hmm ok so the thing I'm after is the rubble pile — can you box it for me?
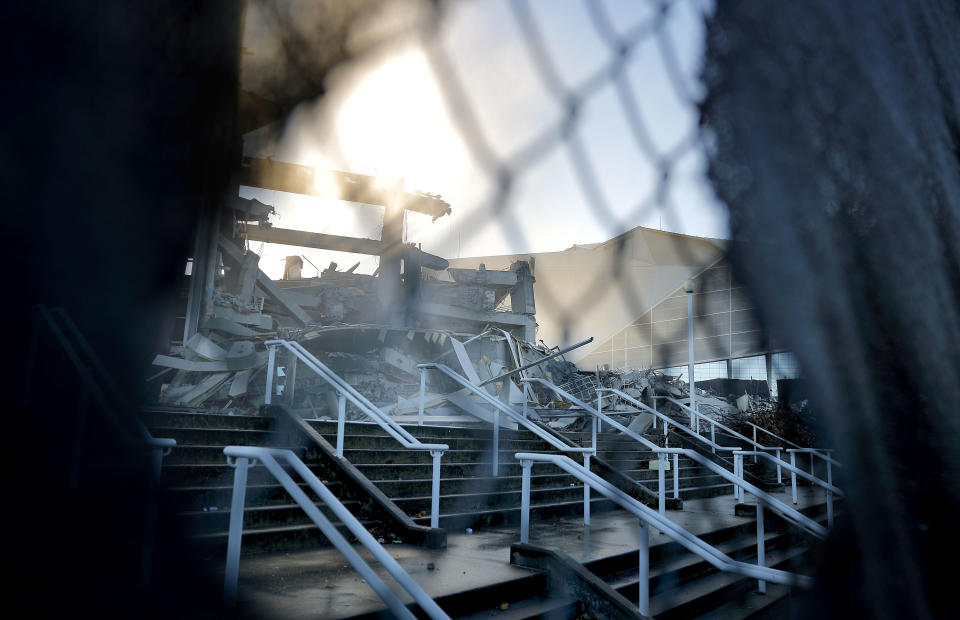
[150,185,552,422]
[547,366,816,447]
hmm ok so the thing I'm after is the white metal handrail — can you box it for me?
[514,452,813,614]
[417,362,597,523]
[524,378,827,538]
[417,362,594,459]
[600,387,732,453]
[664,396,783,456]
[734,450,843,528]
[222,447,449,619]
[785,447,843,492]
[741,419,841,480]
[743,418,803,450]
[265,340,448,528]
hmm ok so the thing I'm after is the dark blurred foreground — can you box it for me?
[2,1,960,618]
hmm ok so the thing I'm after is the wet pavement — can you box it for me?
[234,487,827,618]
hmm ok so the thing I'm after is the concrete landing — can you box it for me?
[234,487,828,618]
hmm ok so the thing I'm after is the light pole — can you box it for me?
[684,279,697,432]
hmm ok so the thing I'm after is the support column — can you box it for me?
[765,352,775,399]
[378,179,404,325]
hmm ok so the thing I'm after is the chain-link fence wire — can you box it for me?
[416,0,713,357]
[245,0,725,372]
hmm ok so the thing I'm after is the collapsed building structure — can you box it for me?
[149,158,576,428]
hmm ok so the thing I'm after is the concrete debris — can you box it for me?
[184,333,227,361]
[736,393,750,412]
[152,184,572,422]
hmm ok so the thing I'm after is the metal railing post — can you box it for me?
[264,346,276,405]
[430,450,443,529]
[775,448,782,484]
[753,426,758,463]
[638,519,650,617]
[757,501,766,594]
[336,393,346,459]
[224,457,251,607]
[492,411,499,477]
[790,451,798,504]
[739,454,746,502]
[710,421,716,454]
[591,414,598,456]
[584,454,591,525]
[673,453,679,499]
[826,461,834,528]
[652,397,657,430]
[418,369,426,426]
[658,452,666,515]
[733,453,741,499]
[664,421,669,447]
[810,452,816,478]
[520,460,532,543]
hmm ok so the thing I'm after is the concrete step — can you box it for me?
[165,480,344,511]
[455,595,577,620]
[672,483,736,500]
[147,426,278,447]
[584,508,829,619]
[371,472,580,497]
[142,410,273,431]
[161,462,327,487]
[308,420,543,442]
[355,461,560,481]
[165,444,275,465]
[694,580,794,619]
[317,433,557,452]
[393,483,594,516]
[339,448,567,466]
[602,527,798,599]
[634,473,731,491]
[416,496,620,531]
[344,571,569,620]
[649,545,808,619]
[176,498,365,535]
[188,518,382,556]
[600,457,697,470]
[615,465,717,483]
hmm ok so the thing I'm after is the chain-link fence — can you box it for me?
[244,0,750,380]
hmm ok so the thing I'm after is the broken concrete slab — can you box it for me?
[450,337,483,385]
[181,372,232,406]
[219,234,311,326]
[229,369,252,396]
[623,412,654,435]
[447,267,517,287]
[152,351,266,372]
[226,341,258,371]
[199,316,258,337]
[184,333,227,361]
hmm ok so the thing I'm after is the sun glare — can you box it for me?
[335,49,467,198]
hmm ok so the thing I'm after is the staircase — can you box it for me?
[306,420,621,531]
[581,503,830,619]
[144,405,830,619]
[559,428,737,501]
[143,408,381,558]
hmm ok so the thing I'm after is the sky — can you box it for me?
[240,0,723,279]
